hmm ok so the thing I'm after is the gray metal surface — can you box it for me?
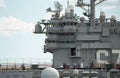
[34,0,120,78]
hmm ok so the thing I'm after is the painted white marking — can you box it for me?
[96,50,109,64]
[112,50,120,64]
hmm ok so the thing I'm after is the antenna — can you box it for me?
[90,0,95,27]
[96,0,106,5]
[54,1,63,11]
[46,1,63,18]
[67,0,69,7]
[90,0,106,26]
[54,1,63,17]
[76,0,106,26]
[76,0,90,18]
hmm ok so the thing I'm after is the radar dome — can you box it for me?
[34,22,42,33]
[69,4,74,10]
[65,8,70,13]
[41,67,60,78]
[111,15,116,20]
[73,69,79,75]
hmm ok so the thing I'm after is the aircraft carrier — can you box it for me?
[0,0,120,78]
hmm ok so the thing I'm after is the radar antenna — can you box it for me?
[76,0,106,26]
[46,1,63,18]
[54,1,63,11]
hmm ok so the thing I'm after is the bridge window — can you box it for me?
[63,22,77,26]
[71,48,76,56]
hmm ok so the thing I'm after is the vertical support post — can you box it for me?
[90,0,95,27]
[109,49,113,68]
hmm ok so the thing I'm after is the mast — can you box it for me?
[76,0,106,26]
[90,0,95,27]
[67,0,69,7]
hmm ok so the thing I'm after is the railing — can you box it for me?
[0,58,52,70]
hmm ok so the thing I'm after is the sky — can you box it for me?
[0,0,120,63]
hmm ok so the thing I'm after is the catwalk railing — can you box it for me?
[0,58,52,70]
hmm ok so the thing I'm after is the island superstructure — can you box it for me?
[34,0,120,77]
[34,0,120,69]
[0,0,119,78]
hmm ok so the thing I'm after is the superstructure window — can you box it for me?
[62,22,77,26]
[48,32,74,35]
[46,39,74,43]
[71,48,76,56]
